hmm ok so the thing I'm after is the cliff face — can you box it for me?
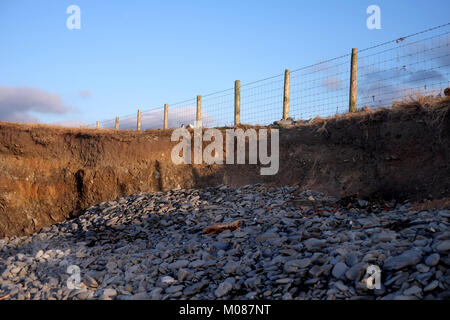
[0,97,449,237]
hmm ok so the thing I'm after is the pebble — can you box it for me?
[177,268,190,282]
[129,292,150,300]
[166,285,184,294]
[335,281,348,292]
[150,288,163,300]
[332,262,348,279]
[435,240,450,253]
[383,250,422,270]
[35,250,44,259]
[102,288,117,299]
[303,238,327,252]
[284,258,311,273]
[416,264,430,273]
[345,262,367,281]
[83,275,98,288]
[275,278,293,284]
[169,260,189,270]
[403,285,422,296]
[423,280,439,292]
[214,282,233,298]
[223,261,239,274]
[425,253,440,267]
[183,280,209,296]
[345,253,359,267]
[161,276,176,285]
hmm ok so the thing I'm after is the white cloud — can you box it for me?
[0,86,70,122]
[79,90,92,98]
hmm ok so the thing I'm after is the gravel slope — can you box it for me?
[1,184,449,300]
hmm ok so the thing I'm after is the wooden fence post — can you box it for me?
[283,69,290,120]
[115,117,119,130]
[196,95,202,128]
[349,48,358,113]
[137,109,141,131]
[234,80,241,126]
[164,104,168,129]
[96,121,100,129]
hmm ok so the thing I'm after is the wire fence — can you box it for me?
[88,23,450,130]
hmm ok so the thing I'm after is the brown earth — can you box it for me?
[0,96,449,238]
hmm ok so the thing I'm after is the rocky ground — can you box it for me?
[0,184,449,300]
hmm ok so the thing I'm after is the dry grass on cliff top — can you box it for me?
[0,94,449,135]
[302,94,449,126]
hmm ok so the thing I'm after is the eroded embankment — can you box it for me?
[0,97,449,237]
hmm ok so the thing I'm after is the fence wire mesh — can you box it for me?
[202,88,235,128]
[168,98,197,128]
[240,75,285,126]
[290,55,351,120]
[358,28,450,109]
[89,23,450,130]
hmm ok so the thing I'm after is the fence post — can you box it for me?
[283,69,290,120]
[115,117,119,130]
[96,121,100,129]
[234,80,241,126]
[196,95,202,128]
[137,109,141,131]
[349,48,358,113]
[164,104,168,129]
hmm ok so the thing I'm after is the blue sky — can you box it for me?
[0,0,449,126]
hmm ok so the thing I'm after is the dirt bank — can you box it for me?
[0,96,449,237]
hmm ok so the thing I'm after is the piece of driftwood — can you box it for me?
[0,293,10,300]
[202,220,241,235]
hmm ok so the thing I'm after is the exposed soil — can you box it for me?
[0,96,449,238]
